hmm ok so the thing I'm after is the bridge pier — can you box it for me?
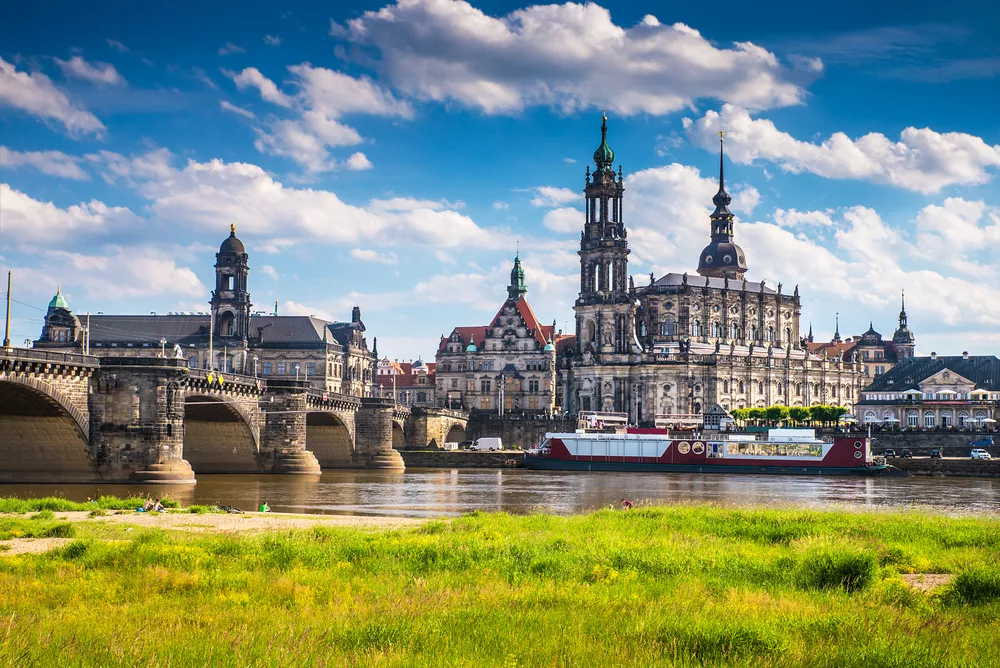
[91,359,196,484]
[355,398,405,469]
[260,380,322,475]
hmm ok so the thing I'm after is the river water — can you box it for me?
[1,469,998,517]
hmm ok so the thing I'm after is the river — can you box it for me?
[1,469,998,517]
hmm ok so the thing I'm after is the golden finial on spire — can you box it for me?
[230,222,236,235]
[57,284,61,294]
[718,130,725,141]
[602,108,607,121]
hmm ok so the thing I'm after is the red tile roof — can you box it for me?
[439,296,555,352]
[806,340,857,358]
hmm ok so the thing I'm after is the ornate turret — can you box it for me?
[211,223,252,341]
[833,313,841,343]
[47,285,69,312]
[697,132,747,280]
[507,253,527,300]
[892,289,915,358]
[593,112,615,174]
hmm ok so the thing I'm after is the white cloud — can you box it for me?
[351,248,398,264]
[344,151,373,171]
[542,207,582,233]
[96,149,508,250]
[231,67,293,107]
[685,104,1000,194]
[492,201,508,210]
[106,39,129,53]
[0,57,105,136]
[530,186,579,207]
[229,65,409,172]
[219,42,246,56]
[220,100,254,118]
[55,56,125,86]
[435,249,456,264]
[345,0,808,115]
[912,198,1000,275]
[258,264,279,280]
[280,300,335,321]
[0,146,89,179]
[773,208,836,228]
[264,35,281,47]
[193,66,218,89]
[0,183,139,243]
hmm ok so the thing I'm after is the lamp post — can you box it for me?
[252,355,258,377]
[159,338,167,359]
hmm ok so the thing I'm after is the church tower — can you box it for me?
[892,290,916,358]
[211,224,252,342]
[697,133,747,280]
[508,253,527,300]
[574,113,633,360]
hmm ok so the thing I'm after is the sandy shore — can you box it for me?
[0,510,424,556]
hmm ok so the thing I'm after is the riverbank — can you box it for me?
[1,503,999,666]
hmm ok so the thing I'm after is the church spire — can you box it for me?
[899,289,907,327]
[833,313,841,343]
[807,322,814,343]
[508,252,527,300]
[697,130,746,280]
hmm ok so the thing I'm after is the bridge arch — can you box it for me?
[392,420,406,449]
[445,423,467,444]
[182,394,260,473]
[0,378,95,482]
[307,411,355,467]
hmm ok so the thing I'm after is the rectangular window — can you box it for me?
[529,379,539,393]
[480,396,491,410]
[263,361,272,375]
[481,379,492,393]
[277,362,287,375]
[307,362,317,377]
[451,379,458,388]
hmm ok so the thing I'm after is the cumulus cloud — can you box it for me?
[264,35,281,47]
[344,0,809,115]
[773,208,836,228]
[93,149,507,250]
[0,57,105,136]
[912,198,1000,275]
[0,183,139,243]
[530,186,579,207]
[229,65,410,171]
[492,201,508,210]
[55,56,125,86]
[220,100,254,118]
[542,207,582,233]
[258,264,279,279]
[685,104,1000,193]
[351,248,398,264]
[0,147,89,179]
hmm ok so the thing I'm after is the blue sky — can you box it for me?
[2,0,1000,360]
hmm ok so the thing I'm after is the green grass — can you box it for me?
[0,495,179,513]
[0,504,999,666]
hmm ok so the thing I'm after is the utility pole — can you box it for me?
[85,312,91,355]
[208,312,214,370]
[3,271,11,351]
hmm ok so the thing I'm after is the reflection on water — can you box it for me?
[1,469,998,518]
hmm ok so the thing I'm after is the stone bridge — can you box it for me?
[0,349,451,483]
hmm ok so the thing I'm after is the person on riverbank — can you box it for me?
[142,498,155,512]
[153,499,165,513]
[620,498,635,510]
[259,502,270,513]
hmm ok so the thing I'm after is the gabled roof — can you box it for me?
[82,314,347,348]
[439,296,554,352]
[805,340,857,358]
[865,355,1000,392]
[439,326,490,352]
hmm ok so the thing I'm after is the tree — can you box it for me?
[730,408,749,424]
[748,407,766,425]
[809,405,829,425]
[788,406,810,425]
[764,405,788,425]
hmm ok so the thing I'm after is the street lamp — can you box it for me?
[252,355,258,377]
[159,338,167,358]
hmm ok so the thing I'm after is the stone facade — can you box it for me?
[34,227,377,398]
[377,358,437,407]
[435,256,562,415]
[562,117,865,422]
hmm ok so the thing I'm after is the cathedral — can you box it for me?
[35,225,377,397]
[561,116,865,423]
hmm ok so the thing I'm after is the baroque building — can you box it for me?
[562,117,865,422]
[35,226,377,397]
[377,357,437,407]
[434,255,562,414]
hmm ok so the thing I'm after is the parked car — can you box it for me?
[472,437,503,451]
[883,449,897,458]
[970,437,995,448]
[971,449,992,460]
[930,449,943,459]
[900,449,913,458]
[458,440,475,450]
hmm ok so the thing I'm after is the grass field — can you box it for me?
[1,503,999,666]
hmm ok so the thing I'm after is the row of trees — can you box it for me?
[729,405,849,427]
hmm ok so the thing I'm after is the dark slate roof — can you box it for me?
[865,355,1000,392]
[650,273,778,295]
[86,314,351,348]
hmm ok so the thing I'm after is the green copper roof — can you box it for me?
[465,338,478,352]
[48,287,69,310]
[543,338,555,352]
[593,114,614,168]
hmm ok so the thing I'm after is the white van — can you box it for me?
[472,437,503,451]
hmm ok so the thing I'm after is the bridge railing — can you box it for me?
[0,347,100,367]
[187,367,263,388]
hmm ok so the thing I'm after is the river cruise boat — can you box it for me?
[524,419,903,476]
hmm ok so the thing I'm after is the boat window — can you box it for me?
[724,441,823,457]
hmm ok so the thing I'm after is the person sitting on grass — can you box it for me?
[141,497,155,512]
[259,502,270,513]
[153,498,165,513]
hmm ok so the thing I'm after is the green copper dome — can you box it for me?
[593,114,614,168]
[465,336,478,353]
[48,286,69,311]
[543,337,555,352]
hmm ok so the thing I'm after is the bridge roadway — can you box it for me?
[0,349,468,484]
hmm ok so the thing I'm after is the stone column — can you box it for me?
[355,397,404,469]
[93,359,196,484]
[260,380,321,474]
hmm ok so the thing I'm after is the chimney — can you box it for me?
[963,351,969,360]
[930,352,937,360]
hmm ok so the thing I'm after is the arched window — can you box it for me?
[188,356,197,369]
[723,380,729,393]
[712,322,721,338]
[691,320,702,336]
[766,327,774,342]
[738,381,745,393]
[661,319,677,336]
[587,320,596,342]
[907,411,918,428]
[757,382,764,394]
[730,323,740,339]
[749,326,758,340]
[777,382,784,395]
[924,412,936,429]
[795,383,801,396]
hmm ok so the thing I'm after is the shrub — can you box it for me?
[61,540,92,560]
[795,545,879,593]
[30,510,55,521]
[43,523,76,539]
[951,568,1000,605]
